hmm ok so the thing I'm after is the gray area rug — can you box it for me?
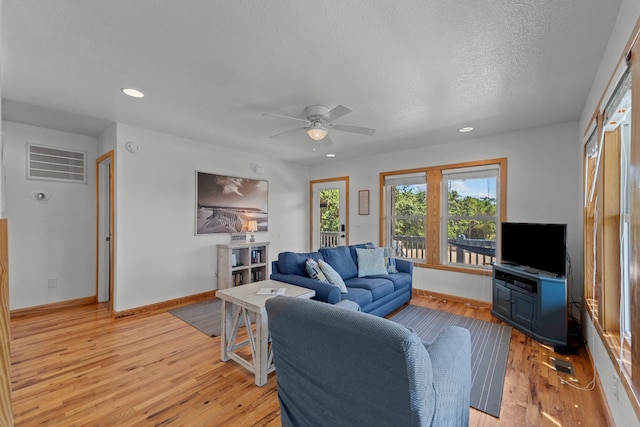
[171,299,511,416]
[169,299,223,337]
[390,305,512,418]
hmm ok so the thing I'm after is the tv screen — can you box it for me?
[500,222,567,277]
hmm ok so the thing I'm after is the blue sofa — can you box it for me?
[270,243,413,317]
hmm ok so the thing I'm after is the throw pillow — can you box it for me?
[278,251,322,276]
[319,246,358,280]
[318,259,348,293]
[356,248,388,277]
[383,247,399,274]
[305,258,329,283]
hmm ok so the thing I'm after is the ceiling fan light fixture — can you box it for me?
[306,123,328,141]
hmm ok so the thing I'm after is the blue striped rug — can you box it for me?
[390,305,512,418]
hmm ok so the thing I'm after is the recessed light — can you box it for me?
[121,88,144,98]
[326,153,336,158]
[459,127,474,133]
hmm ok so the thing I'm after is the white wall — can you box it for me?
[98,123,117,155]
[578,1,640,426]
[580,0,640,133]
[112,124,308,311]
[310,121,582,302]
[3,121,98,309]
[3,120,309,313]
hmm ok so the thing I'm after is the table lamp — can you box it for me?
[247,220,258,242]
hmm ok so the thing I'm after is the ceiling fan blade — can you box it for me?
[332,124,376,136]
[268,127,306,139]
[322,105,352,122]
[312,134,334,148]
[262,112,310,124]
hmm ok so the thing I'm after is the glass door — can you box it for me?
[310,177,348,250]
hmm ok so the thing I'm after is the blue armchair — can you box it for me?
[265,296,471,426]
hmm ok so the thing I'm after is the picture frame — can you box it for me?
[195,171,268,235]
[359,190,370,215]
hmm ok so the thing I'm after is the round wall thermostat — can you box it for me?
[125,141,139,153]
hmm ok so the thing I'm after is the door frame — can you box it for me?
[309,176,349,251]
[96,151,115,310]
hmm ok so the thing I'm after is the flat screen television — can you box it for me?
[500,222,567,277]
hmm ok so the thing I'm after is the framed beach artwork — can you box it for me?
[196,171,268,235]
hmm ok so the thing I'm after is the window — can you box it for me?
[581,24,640,414]
[620,112,632,344]
[319,188,340,248]
[442,165,499,269]
[381,158,506,274]
[584,49,638,403]
[383,172,427,261]
[583,127,599,315]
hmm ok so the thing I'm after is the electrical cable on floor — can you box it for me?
[559,372,596,391]
[416,289,447,302]
[464,302,488,309]
[562,253,587,353]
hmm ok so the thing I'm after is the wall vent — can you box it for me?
[27,143,87,184]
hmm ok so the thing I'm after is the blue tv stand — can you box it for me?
[491,263,567,346]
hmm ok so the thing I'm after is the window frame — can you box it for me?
[581,28,640,416]
[383,172,427,262]
[380,158,507,276]
[441,164,501,271]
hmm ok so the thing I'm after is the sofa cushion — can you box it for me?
[305,258,329,283]
[278,251,323,276]
[356,248,388,277]
[335,299,361,311]
[319,246,358,280]
[341,287,373,308]
[367,272,412,292]
[344,277,395,301]
[383,247,399,274]
[318,259,348,293]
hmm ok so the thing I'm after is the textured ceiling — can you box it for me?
[1,0,622,165]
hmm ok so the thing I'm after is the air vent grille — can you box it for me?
[27,143,87,183]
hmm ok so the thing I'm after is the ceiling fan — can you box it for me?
[263,105,376,147]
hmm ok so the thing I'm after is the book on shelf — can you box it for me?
[233,272,244,286]
[251,270,264,282]
[251,249,263,264]
[256,287,286,296]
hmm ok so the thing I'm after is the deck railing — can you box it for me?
[320,232,340,248]
[319,233,496,267]
[391,235,495,267]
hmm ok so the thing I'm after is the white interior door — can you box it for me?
[97,153,113,305]
[311,178,348,251]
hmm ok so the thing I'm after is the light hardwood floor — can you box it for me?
[10,293,610,426]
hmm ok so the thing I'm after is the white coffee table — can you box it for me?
[216,279,315,386]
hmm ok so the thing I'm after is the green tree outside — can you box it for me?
[320,189,339,232]
[392,185,426,237]
[447,190,496,240]
[321,184,496,241]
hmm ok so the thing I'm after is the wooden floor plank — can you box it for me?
[10,296,611,426]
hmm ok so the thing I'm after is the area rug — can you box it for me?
[390,305,512,418]
[169,299,222,337]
